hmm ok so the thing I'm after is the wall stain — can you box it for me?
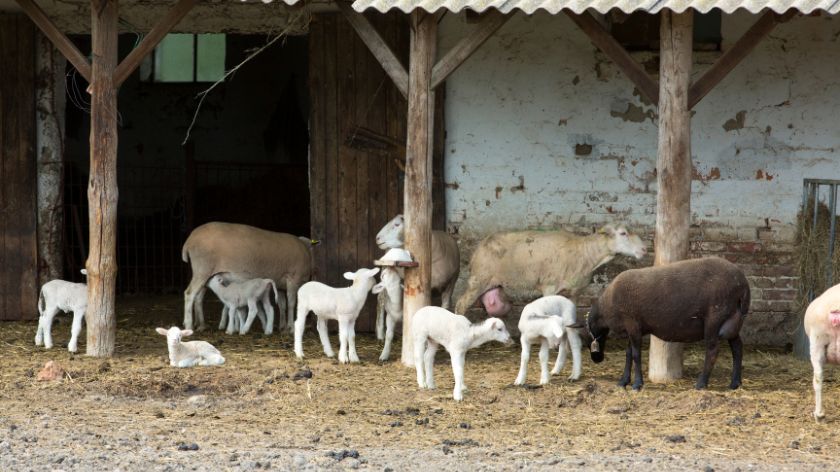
[445,181,460,190]
[692,165,722,183]
[756,169,774,181]
[510,175,525,193]
[610,103,655,124]
[575,143,593,156]
[723,111,747,131]
[495,186,503,199]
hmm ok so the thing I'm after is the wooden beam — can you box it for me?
[688,11,794,109]
[649,10,693,383]
[337,1,409,98]
[86,0,120,357]
[401,10,436,367]
[14,0,92,82]
[430,10,508,89]
[113,0,196,87]
[566,11,659,105]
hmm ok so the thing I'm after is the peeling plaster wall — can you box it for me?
[439,12,840,345]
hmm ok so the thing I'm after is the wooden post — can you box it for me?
[35,35,66,285]
[401,10,436,367]
[649,9,693,383]
[86,0,120,357]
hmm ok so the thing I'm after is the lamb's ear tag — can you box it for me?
[590,339,600,353]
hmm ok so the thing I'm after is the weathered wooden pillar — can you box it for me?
[649,9,693,382]
[86,0,120,357]
[36,35,66,285]
[401,10,437,367]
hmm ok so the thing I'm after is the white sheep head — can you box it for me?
[598,224,647,260]
[375,215,405,249]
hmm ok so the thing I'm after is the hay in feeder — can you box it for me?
[795,200,840,312]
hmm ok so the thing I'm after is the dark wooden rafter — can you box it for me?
[337,1,409,98]
[566,11,659,105]
[430,9,509,89]
[688,10,796,109]
[114,0,196,86]
[14,0,92,82]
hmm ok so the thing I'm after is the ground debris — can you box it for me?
[36,361,65,382]
[665,435,686,444]
[442,439,479,447]
[177,442,199,451]
[326,449,359,461]
[293,367,312,381]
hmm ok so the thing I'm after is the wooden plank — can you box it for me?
[308,15,327,283]
[430,10,508,89]
[354,17,372,331]
[688,11,793,110]
[649,10,693,383]
[323,14,340,288]
[401,11,436,366]
[337,1,408,99]
[17,16,38,320]
[114,0,196,86]
[86,0,120,357]
[337,16,358,288]
[14,0,92,83]
[432,85,446,231]
[566,11,659,105]
[0,17,16,320]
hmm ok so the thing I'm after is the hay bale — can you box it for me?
[795,200,840,313]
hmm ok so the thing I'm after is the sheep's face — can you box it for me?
[156,326,193,345]
[375,215,405,250]
[602,225,647,260]
[343,267,381,290]
[372,268,402,294]
[587,303,609,363]
[486,318,513,345]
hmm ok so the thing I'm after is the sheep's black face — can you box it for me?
[587,303,608,364]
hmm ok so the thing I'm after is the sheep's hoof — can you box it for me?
[631,384,643,391]
[729,381,741,390]
[814,412,825,422]
[567,375,580,383]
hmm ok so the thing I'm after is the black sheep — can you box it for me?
[587,257,750,390]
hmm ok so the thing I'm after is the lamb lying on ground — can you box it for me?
[412,306,512,401]
[35,269,88,353]
[156,326,225,368]
[294,267,380,364]
[514,295,583,386]
[804,282,840,420]
[206,273,279,335]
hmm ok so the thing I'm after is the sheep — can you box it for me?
[155,326,225,368]
[182,222,312,333]
[375,215,460,311]
[412,306,512,401]
[372,267,404,361]
[206,273,279,335]
[294,267,380,364]
[455,224,646,316]
[35,269,88,353]
[804,282,840,421]
[587,257,750,391]
[212,271,270,334]
[514,295,583,386]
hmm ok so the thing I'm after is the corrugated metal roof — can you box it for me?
[350,0,840,14]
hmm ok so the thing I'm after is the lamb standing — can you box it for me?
[514,295,583,386]
[804,282,840,420]
[206,273,279,335]
[294,268,380,364]
[35,269,88,353]
[412,306,512,401]
[156,326,225,367]
[372,267,403,361]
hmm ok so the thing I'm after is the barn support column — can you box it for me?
[649,10,693,383]
[85,0,120,357]
[35,36,66,285]
[401,10,436,367]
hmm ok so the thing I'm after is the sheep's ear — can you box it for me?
[368,268,380,277]
[372,283,384,294]
[490,319,503,329]
[552,320,565,339]
[598,224,616,235]
[181,329,193,337]
[343,272,355,281]
[80,269,88,275]
[155,328,168,336]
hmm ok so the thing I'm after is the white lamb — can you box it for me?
[206,273,279,335]
[412,306,512,401]
[514,295,583,386]
[35,269,88,353]
[155,326,225,367]
[211,271,270,334]
[294,267,380,364]
[372,267,403,361]
[804,282,840,420]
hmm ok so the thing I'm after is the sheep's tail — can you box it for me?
[740,284,751,316]
[37,289,46,317]
[271,280,281,304]
[181,243,190,263]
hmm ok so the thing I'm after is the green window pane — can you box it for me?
[154,34,195,82]
[196,34,226,82]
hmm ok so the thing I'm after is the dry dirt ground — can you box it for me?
[1,296,838,471]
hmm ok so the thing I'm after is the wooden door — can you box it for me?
[309,12,445,332]
[0,14,39,321]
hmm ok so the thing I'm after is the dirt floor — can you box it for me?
[1,295,838,471]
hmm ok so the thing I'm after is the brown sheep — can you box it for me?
[587,257,750,391]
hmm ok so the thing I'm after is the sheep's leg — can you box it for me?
[440,276,457,311]
[315,317,334,358]
[198,354,225,366]
[810,339,827,421]
[177,358,199,368]
[696,338,720,390]
[379,315,396,361]
[219,306,228,331]
[538,338,551,385]
[567,328,583,381]
[375,292,386,341]
[285,282,299,334]
[240,301,260,335]
[225,306,238,335]
[552,338,567,376]
[262,295,275,335]
[193,285,208,331]
[183,276,207,331]
[454,278,488,315]
[68,309,85,353]
[293,302,309,359]
[41,306,60,349]
[728,335,743,389]
[424,341,438,389]
[618,343,632,387]
[414,338,427,389]
[35,313,45,346]
[451,351,466,401]
[514,335,530,386]
[337,318,350,364]
[630,340,644,391]
[275,292,287,331]
[348,319,360,363]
